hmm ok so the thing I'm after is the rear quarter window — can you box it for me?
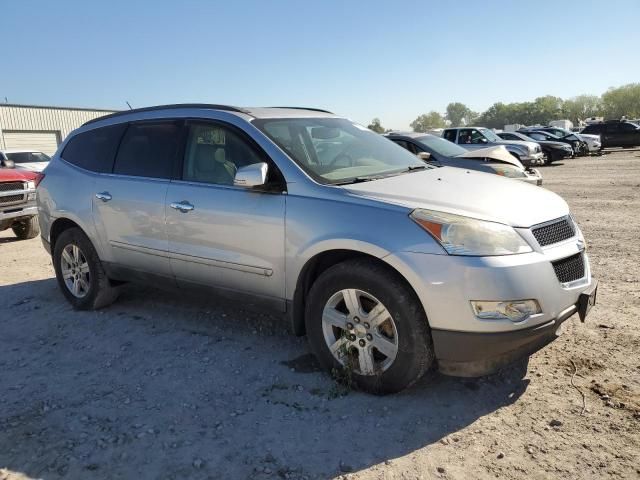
[62,124,127,173]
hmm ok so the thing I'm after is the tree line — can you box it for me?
[368,83,640,133]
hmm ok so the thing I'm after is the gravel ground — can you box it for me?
[1,150,639,480]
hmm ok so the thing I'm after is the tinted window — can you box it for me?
[605,123,620,133]
[113,121,182,179]
[582,124,602,134]
[182,123,265,185]
[443,130,457,142]
[621,122,639,132]
[62,124,127,173]
[416,135,468,157]
[5,152,31,163]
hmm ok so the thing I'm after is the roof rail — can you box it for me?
[82,103,251,126]
[268,106,334,114]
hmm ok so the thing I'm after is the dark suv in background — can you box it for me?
[581,121,640,148]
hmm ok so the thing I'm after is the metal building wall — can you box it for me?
[0,104,117,150]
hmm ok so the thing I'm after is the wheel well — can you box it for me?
[50,218,81,253]
[290,249,416,336]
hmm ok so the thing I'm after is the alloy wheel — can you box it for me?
[60,244,91,298]
[321,288,398,375]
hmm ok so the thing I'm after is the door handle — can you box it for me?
[95,192,112,202]
[170,201,195,213]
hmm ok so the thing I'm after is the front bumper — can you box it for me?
[433,281,596,376]
[385,241,595,374]
[0,204,37,223]
[522,152,545,165]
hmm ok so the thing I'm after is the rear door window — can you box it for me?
[61,124,127,173]
[113,121,183,179]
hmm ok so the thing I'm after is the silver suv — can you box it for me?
[37,104,597,393]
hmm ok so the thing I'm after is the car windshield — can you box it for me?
[6,152,51,163]
[416,135,468,157]
[253,117,427,184]
[479,128,501,142]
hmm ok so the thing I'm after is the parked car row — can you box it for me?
[33,104,597,394]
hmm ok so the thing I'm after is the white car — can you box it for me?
[577,133,602,153]
[0,150,51,172]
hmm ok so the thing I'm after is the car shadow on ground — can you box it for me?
[0,279,530,479]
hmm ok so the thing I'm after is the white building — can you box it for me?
[0,104,116,155]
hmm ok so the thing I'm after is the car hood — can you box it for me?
[0,167,38,181]
[578,133,600,141]
[455,145,523,168]
[495,139,537,151]
[342,167,568,227]
[15,162,48,173]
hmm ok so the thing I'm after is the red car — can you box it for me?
[0,159,40,240]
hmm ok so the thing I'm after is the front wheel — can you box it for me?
[305,259,434,394]
[12,216,40,240]
[53,227,119,310]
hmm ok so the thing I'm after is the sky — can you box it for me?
[2,0,640,130]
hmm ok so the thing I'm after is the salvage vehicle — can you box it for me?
[581,121,640,148]
[37,104,598,393]
[497,131,573,163]
[385,132,542,185]
[0,157,40,239]
[0,150,51,172]
[518,127,590,156]
[442,127,545,166]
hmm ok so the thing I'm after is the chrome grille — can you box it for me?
[0,182,26,206]
[532,217,575,247]
[0,182,24,192]
[552,253,585,284]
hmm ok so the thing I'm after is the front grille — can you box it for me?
[0,194,24,204]
[552,253,585,284]
[0,182,24,192]
[532,217,575,247]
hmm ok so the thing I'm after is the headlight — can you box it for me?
[489,164,527,178]
[27,181,36,190]
[410,209,533,256]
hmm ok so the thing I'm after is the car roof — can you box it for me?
[82,104,336,127]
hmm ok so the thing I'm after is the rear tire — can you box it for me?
[12,216,40,240]
[305,258,434,394]
[53,227,119,310]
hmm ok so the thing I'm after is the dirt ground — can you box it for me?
[1,150,639,480]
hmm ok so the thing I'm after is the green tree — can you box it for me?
[562,95,602,123]
[410,111,445,132]
[446,102,477,127]
[600,83,640,119]
[367,118,385,133]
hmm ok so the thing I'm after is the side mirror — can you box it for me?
[234,162,268,188]
[1,159,15,169]
[417,151,431,161]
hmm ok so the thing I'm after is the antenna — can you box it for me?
[126,101,133,110]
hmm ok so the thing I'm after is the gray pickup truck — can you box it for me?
[443,127,545,166]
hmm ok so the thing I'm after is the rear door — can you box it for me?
[166,120,286,302]
[92,120,184,277]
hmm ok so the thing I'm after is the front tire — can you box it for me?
[305,259,434,394]
[53,227,119,310]
[12,216,40,240]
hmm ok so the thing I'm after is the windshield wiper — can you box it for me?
[406,164,428,171]
[334,175,387,185]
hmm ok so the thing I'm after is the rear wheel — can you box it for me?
[12,216,40,240]
[305,259,434,394]
[53,228,119,310]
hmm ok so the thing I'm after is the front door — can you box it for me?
[166,121,286,303]
[93,120,184,277]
